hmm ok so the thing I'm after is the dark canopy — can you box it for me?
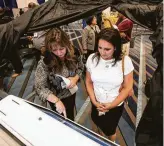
[0,0,162,62]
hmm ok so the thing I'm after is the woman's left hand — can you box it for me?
[101,102,113,111]
[67,77,78,89]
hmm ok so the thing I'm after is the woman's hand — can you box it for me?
[101,102,112,111]
[47,94,67,118]
[55,100,67,118]
[94,101,109,112]
[67,75,79,89]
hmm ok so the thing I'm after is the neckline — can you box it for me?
[100,57,114,63]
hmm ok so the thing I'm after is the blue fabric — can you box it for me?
[37,0,45,4]
[0,1,5,7]
[82,19,87,29]
[10,0,17,8]
[0,0,17,8]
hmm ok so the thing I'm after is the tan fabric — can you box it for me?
[122,42,130,56]
[102,12,118,29]
[82,25,100,51]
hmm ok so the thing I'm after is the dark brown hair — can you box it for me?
[44,27,77,73]
[92,28,122,66]
[86,15,96,25]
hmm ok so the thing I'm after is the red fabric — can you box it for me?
[116,18,133,41]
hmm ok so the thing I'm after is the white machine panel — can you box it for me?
[0,95,100,146]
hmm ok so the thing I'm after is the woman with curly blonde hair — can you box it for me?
[35,28,84,120]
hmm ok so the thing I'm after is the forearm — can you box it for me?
[73,74,80,83]
[47,93,60,103]
[35,86,53,102]
[111,86,132,108]
[48,94,66,117]
[86,81,97,104]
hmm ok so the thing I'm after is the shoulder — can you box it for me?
[125,19,133,25]
[127,19,133,23]
[123,56,134,74]
[86,53,97,65]
[88,53,95,61]
[124,55,132,62]
[84,25,91,31]
[122,55,133,65]
[86,53,96,70]
[83,26,90,34]
[37,57,48,70]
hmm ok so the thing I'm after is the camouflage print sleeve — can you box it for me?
[35,59,53,102]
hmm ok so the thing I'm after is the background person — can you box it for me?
[82,15,100,60]
[115,13,133,55]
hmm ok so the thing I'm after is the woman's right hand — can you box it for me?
[47,94,67,118]
[55,100,67,118]
[94,101,108,112]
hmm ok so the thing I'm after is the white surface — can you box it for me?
[0,95,100,146]
[56,74,78,95]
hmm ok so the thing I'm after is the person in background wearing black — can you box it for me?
[0,6,13,24]
[0,7,23,78]
[19,8,24,15]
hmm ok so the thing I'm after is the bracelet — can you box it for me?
[54,98,60,104]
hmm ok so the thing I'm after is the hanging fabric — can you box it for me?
[0,0,162,62]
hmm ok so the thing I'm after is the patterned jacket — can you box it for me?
[35,49,84,102]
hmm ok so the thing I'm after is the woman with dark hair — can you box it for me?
[35,28,84,120]
[82,15,100,60]
[85,28,134,141]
